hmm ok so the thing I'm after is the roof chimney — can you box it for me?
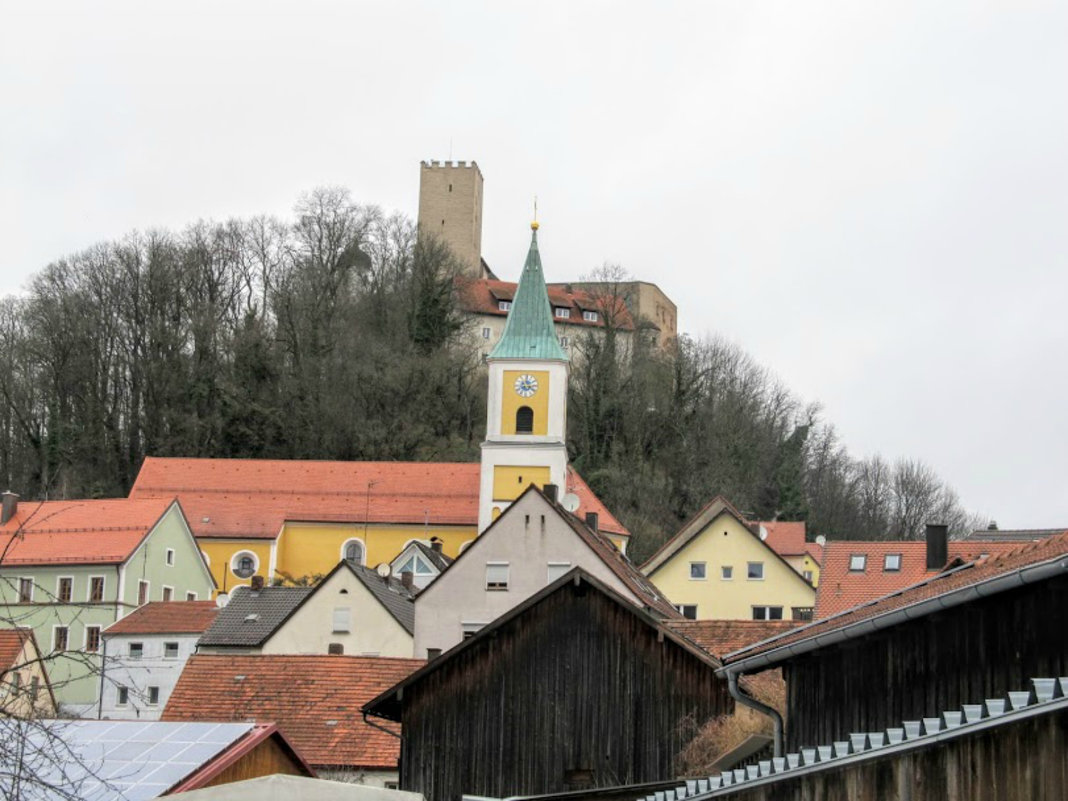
[925,523,949,571]
[585,512,599,532]
[400,570,414,591]
[430,537,443,553]
[543,484,558,504]
[1,491,17,525]
[250,575,265,592]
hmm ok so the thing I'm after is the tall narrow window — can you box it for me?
[515,406,534,434]
[53,627,68,652]
[137,580,149,606]
[343,540,365,565]
[85,626,101,653]
[57,578,73,603]
[89,576,105,602]
[161,586,173,602]
[18,578,33,603]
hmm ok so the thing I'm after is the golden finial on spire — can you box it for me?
[531,196,539,231]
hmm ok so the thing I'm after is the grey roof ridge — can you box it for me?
[346,561,416,634]
[638,678,1068,800]
[198,585,313,646]
[720,549,1068,675]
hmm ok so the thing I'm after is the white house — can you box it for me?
[412,485,679,658]
[99,601,219,720]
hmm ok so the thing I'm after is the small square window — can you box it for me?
[332,607,351,633]
[482,327,491,339]
[186,591,198,601]
[129,642,144,660]
[747,562,764,580]
[147,686,160,705]
[117,686,129,706]
[676,604,698,619]
[721,565,733,580]
[498,301,512,312]
[883,554,902,572]
[164,642,179,659]
[849,554,867,572]
[462,622,485,640]
[165,548,175,566]
[803,570,814,582]
[689,562,707,580]
[486,563,509,591]
[162,586,173,602]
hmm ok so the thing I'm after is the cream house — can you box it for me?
[0,628,57,718]
[642,497,816,621]
[413,485,677,659]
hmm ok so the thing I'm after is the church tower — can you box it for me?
[478,221,570,532]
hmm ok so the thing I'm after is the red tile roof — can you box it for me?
[130,457,628,539]
[457,278,635,330]
[104,601,219,636]
[163,654,424,769]
[727,530,1068,666]
[814,539,1025,618]
[666,620,802,658]
[0,498,175,565]
[755,520,823,563]
[0,628,33,672]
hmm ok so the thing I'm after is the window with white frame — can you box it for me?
[721,565,733,580]
[498,301,512,312]
[332,607,351,633]
[747,562,765,580]
[165,548,175,566]
[752,606,784,621]
[547,562,572,583]
[883,553,902,572]
[89,576,105,602]
[676,604,698,620]
[186,591,198,601]
[53,626,68,652]
[461,622,485,640]
[164,642,179,659]
[849,554,867,572]
[482,327,491,339]
[117,686,129,706]
[18,578,33,603]
[85,626,101,654]
[57,577,73,603]
[803,570,814,582]
[486,562,509,590]
[147,686,160,705]
[137,580,150,605]
[162,586,173,602]
[128,642,144,660]
[559,336,569,348]
[555,307,571,319]
[341,539,365,566]
[583,310,598,322]
[689,562,707,580]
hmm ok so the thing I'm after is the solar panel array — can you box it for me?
[2,719,255,800]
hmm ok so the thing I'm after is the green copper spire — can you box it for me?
[489,226,569,362]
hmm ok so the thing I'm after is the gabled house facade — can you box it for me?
[413,485,677,659]
[0,628,57,718]
[366,569,732,801]
[642,497,816,621]
[0,497,215,713]
[99,601,219,720]
[390,538,452,591]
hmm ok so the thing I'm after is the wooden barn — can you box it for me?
[363,569,733,801]
[719,528,1068,750]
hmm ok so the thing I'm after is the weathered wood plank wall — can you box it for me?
[784,574,1068,749]
[400,582,732,801]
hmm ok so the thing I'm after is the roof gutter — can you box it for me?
[728,672,783,758]
[718,555,1068,678]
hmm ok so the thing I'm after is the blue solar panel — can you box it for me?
[2,719,256,800]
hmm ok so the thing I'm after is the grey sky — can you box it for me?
[2,1,1066,528]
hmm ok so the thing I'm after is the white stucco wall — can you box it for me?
[262,566,414,657]
[98,632,199,720]
[414,491,641,657]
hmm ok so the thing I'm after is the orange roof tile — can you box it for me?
[666,620,802,658]
[0,628,33,672]
[104,601,219,636]
[814,539,1025,618]
[756,521,808,556]
[129,457,628,539]
[0,498,175,565]
[727,530,1068,666]
[163,654,423,769]
[457,278,636,330]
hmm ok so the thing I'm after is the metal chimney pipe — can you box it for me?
[1,491,18,525]
[926,523,949,570]
[543,484,558,504]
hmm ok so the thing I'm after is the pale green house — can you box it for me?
[0,494,215,714]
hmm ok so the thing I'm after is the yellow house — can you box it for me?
[642,497,816,621]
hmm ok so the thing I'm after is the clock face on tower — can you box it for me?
[514,374,539,398]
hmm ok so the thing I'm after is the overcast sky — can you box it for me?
[2,1,1066,528]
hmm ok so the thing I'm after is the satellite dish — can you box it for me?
[759,525,768,541]
[215,592,230,608]
[375,563,392,578]
[561,493,580,513]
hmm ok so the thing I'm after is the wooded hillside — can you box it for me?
[0,188,984,561]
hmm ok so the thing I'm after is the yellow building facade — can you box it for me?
[643,498,816,621]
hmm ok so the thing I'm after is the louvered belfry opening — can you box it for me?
[515,406,534,434]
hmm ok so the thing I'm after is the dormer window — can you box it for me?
[883,553,902,572]
[555,307,570,319]
[583,310,598,322]
[849,554,867,572]
[498,301,512,312]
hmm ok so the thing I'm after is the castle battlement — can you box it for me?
[421,159,481,172]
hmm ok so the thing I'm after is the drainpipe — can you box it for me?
[727,670,783,758]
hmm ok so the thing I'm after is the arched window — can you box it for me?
[515,406,534,434]
[342,539,365,565]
